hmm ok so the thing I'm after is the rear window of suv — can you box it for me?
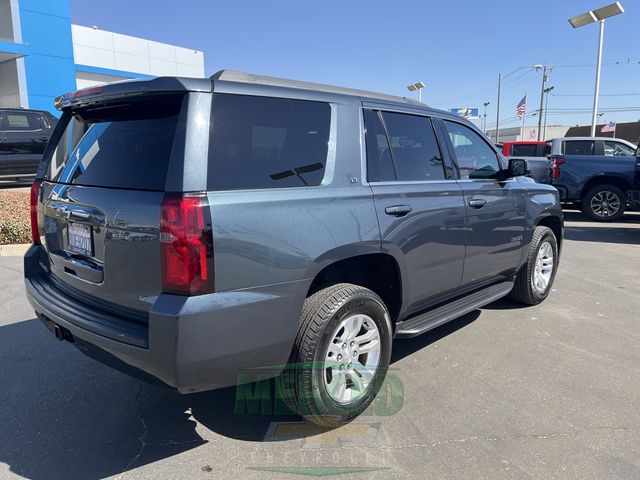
[45,94,185,191]
[208,94,331,190]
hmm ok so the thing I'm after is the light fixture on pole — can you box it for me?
[569,1,624,136]
[542,86,554,140]
[407,82,425,102]
[495,64,543,143]
[482,101,490,132]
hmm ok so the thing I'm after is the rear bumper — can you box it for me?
[24,246,305,393]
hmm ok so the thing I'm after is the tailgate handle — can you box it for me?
[50,252,104,284]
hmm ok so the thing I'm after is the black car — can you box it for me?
[0,108,58,180]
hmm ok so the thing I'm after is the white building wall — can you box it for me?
[71,24,205,87]
[487,125,571,143]
[0,59,20,107]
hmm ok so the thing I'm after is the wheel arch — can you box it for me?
[580,174,631,200]
[306,252,404,325]
[536,215,563,256]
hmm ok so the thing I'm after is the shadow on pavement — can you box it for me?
[391,310,481,363]
[0,304,482,479]
[564,225,640,245]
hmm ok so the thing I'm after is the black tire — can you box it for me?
[279,283,392,427]
[581,184,626,222]
[509,226,559,305]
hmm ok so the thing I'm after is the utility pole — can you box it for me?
[543,86,554,141]
[537,65,552,141]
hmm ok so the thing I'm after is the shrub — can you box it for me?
[0,191,31,245]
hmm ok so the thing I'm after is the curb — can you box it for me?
[0,244,30,257]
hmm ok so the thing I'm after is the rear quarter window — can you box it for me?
[207,94,331,190]
[563,140,595,156]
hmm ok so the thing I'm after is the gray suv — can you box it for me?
[25,71,563,426]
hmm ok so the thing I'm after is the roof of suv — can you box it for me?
[211,70,425,107]
[554,137,638,149]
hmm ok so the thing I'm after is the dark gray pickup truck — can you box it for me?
[549,137,640,221]
[25,71,563,426]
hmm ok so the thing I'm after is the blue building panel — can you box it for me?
[19,0,76,113]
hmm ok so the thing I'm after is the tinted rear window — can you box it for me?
[45,95,184,191]
[564,140,595,156]
[208,94,331,190]
[511,144,539,157]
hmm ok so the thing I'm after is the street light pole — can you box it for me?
[569,2,624,136]
[495,75,501,142]
[591,20,605,136]
[406,82,425,102]
[483,101,490,132]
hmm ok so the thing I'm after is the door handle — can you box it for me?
[385,205,413,217]
[468,199,487,209]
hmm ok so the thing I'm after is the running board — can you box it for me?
[395,281,514,339]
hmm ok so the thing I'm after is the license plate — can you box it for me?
[67,222,93,257]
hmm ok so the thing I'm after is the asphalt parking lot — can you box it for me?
[0,211,639,480]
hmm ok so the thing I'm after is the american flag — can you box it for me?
[601,122,616,133]
[516,95,527,118]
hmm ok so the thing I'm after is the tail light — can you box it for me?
[551,156,565,179]
[30,180,42,245]
[160,193,214,295]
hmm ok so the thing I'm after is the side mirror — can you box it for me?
[508,158,530,177]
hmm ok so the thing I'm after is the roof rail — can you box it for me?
[211,70,425,106]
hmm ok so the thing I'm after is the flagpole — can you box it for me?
[521,92,527,140]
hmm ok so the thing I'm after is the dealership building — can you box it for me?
[0,0,205,114]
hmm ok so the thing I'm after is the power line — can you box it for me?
[552,93,640,97]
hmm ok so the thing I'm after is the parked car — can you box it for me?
[0,108,57,180]
[548,137,640,221]
[24,71,564,426]
[502,141,551,184]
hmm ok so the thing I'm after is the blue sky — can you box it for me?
[70,0,639,130]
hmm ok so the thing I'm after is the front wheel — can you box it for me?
[279,283,392,427]
[509,226,559,305]
[581,184,626,222]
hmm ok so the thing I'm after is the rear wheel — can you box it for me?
[509,226,558,305]
[581,184,626,222]
[279,283,392,427]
